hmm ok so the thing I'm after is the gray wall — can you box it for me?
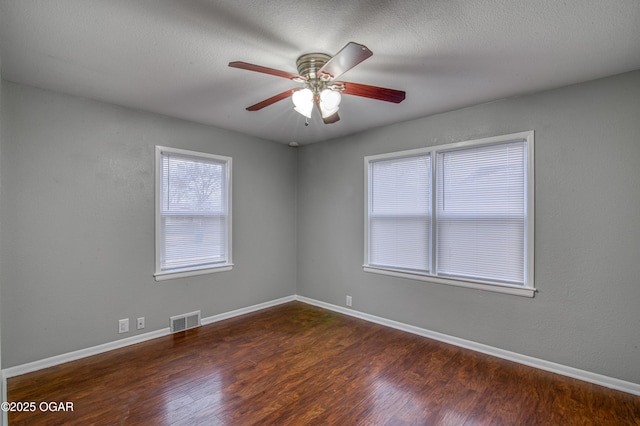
[296,70,640,384]
[0,81,297,368]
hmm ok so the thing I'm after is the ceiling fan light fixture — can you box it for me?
[229,42,405,125]
[292,88,314,118]
[292,88,313,106]
[320,89,341,110]
[320,88,341,118]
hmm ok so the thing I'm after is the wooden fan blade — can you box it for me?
[318,42,373,80]
[229,61,305,81]
[340,81,406,103]
[246,88,300,111]
[313,96,341,124]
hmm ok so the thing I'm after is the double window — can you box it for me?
[155,146,232,280]
[364,132,534,297]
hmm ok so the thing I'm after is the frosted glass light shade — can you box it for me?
[292,88,313,118]
[320,89,341,109]
[320,89,341,118]
[292,88,313,106]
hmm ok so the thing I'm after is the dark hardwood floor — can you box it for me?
[7,302,640,425]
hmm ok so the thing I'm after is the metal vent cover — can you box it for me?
[170,311,201,333]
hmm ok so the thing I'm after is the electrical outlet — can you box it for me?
[346,295,352,307]
[137,317,145,330]
[118,318,129,334]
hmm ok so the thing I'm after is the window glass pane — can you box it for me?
[162,155,226,213]
[370,216,430,271]
[437,217,524,283]
[162,216,227,270]
[371,156,431,215]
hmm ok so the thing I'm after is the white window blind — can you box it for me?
[155,147,231,279]
[364,132,534,295]
[368,154,431,273]
[436,141,526,285]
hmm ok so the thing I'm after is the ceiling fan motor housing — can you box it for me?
[296,53,334,95]
[296,53,331,79]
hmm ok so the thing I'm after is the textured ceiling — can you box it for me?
[1,0,639,145]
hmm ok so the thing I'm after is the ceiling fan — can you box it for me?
[228,42,406,124]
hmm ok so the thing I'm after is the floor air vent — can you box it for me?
[170,311,201,333]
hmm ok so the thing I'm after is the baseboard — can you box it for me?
[200,295,296,326]
[2,295,296,380]
[295,295,640,396]
[2,328,171,380]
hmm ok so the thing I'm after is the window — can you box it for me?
[155,146,232,280]
[364,131,534,297]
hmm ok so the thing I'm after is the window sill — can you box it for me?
[154,264,233,281]
[363,266,536,298]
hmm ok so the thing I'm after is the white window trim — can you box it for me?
[363,131,535,297]
[154,146,233,281]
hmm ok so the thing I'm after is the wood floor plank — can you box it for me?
[7,302,640,425]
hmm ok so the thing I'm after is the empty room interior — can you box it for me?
[1,0,640,424]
